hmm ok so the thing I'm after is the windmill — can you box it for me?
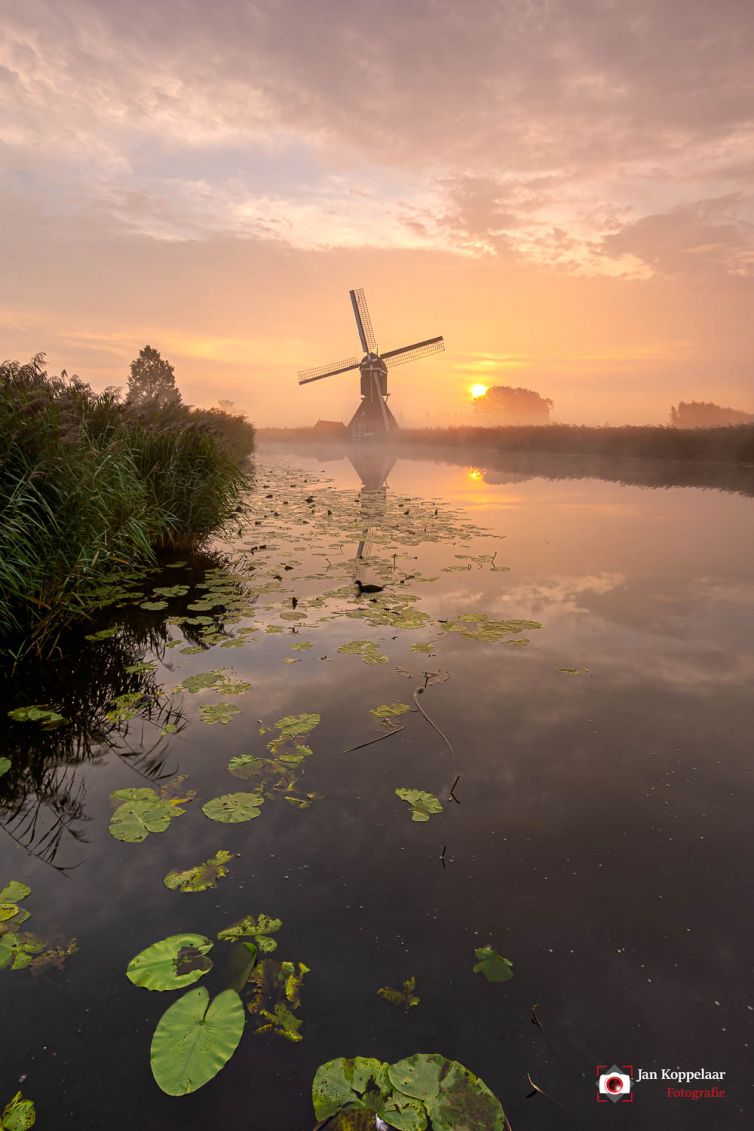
[297,288,444,438]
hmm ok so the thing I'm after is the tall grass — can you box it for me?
[0,356,253,657]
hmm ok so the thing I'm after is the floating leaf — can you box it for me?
[152,585,190,598]
[150,986,245,1096]
[395,789,443,823]
[0,882,30,904]
[226,940,257,993]
[199,703,240,725]
[312,1057,390,1121]
[425,1058,506,1130]
[1,1091,36,1130]
[124,661,157,675]
[140,600,168,611]
[248,958,309,1042]
[0,932,46,971]
[126,933,213,991]
[369,703,410,719]
[266,712,320,752]
[378,976,420,1011]
[291,641,312,651]
[164,850,234,893]
[472,945,514,983]
[6,706,68,729]
[27,939,78,975]
[217,913,281,953]
[227,755,267,780]
[558,667,590,675]
[109,788,187,843]
[337,640,389,665]
[84,626,120,641]
[202,792,264,823]
[439,614,541,642]
[0,757,10,777]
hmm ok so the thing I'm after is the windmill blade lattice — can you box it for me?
[350,288,378,354]
[382,336,445,368]
[297,355,362,385]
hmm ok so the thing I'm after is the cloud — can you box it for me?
[2,0,754,273]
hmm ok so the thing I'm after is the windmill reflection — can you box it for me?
[347,446,397,561]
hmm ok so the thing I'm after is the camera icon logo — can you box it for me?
[596,1064,634,1103]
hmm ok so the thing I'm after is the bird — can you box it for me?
[355,578,384,595]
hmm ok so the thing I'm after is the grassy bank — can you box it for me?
[0,356,254,658]
[258,422,754,464]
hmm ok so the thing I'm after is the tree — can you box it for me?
[473,385,553,425]
[669,401,754,428]
[127,346,182,409]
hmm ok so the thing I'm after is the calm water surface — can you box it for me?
[1,446,752,1130]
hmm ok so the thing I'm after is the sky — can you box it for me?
[1,0,753,426]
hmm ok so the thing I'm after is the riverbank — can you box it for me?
[0,357,255,659]
[258,422,754,465]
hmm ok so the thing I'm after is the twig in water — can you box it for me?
[440,844,447,870]
[449,775,461,803]
[343,726,404,754]
[413,687,454,758]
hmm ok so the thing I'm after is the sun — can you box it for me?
[469,383,489,399]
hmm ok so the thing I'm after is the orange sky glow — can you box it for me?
[2,1,753,426]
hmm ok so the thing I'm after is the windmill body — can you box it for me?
[298,288,444,438]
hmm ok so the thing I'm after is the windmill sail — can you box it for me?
[297,355,362,385]
[382,336,445,368]
[350,288,378,354]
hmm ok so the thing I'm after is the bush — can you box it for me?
[0,356,252,656]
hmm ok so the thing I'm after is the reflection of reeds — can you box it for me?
[0,356,254,658]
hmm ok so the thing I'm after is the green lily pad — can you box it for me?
[6,705,68,729]
[337,640,389,665]
[291,641,312,651]
[108,788,187,843]
[0,932,46,971]
[559,667,590,675]
[1,1090,36,1130]
[178,670,229,693]
[200,702,240,725]
[370,703,411,719]
[267,712,321,750]
[126,933,214,991]
[395,789,443,823]
[0,757,10,777]
[439,614,541,642]
[227,755,267,780]
[312,1058,390,1121]
[217,913,281,953]
[0,882,31,904]
[152,585,190,597]
[248,958,310,1042]
[202,792,264,823]
[164,850,234,893]
[150,986,245,1096]
[425,1058,506,1130]
[472,945,514,983]
[140,600,168,611]
[84,626,120,641]
[124,661,158,675]
[378,976,420,1010]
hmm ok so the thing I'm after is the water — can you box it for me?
[1,445,752,1130]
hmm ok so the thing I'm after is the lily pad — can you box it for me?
[337,640,389,665]
[395,789,443,823]
[140,600,168,611]
[217,913,281,953]
[199,703,240,725]
[248,958,310,1042]
[472,945,514,983]
[150,985,245,1096]
[126,933,214,991]
[202,792,264,823]
[0,757,10,777]
[6,705,68,729]
[84,626,120,641]
[227,754,267,780]
[1,1091,36,1130]
[109,788,187,843]
[0,932,46,971]
[378,976,420,1010]
[370,703,411,719]
[312,1058,390,1121]
[164,850,234,893]
[439,614,541,642]
[0,882,31,904]
[266,712,320,752]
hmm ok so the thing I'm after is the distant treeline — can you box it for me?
[473,385,553,425]
[669,401,754,428]
[0,351,254,658]
[396,424,754,463]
